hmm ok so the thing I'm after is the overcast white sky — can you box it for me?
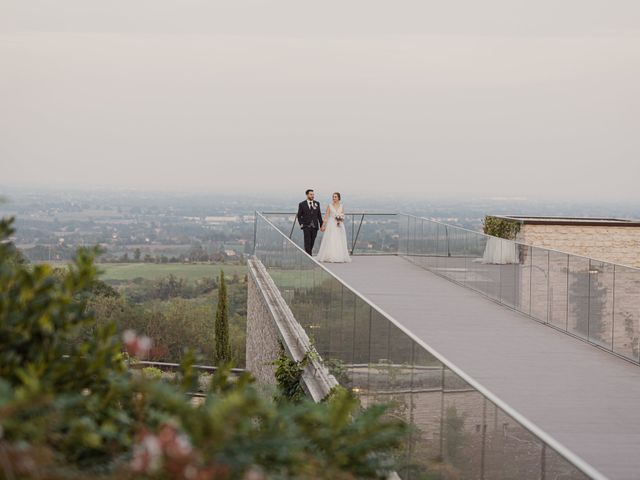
[1,1,639,200]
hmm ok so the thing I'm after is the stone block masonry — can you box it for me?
[246,257,338,401]
[517,224,640,269]
[246,263,280,387]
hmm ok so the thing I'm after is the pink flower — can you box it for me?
[158,422,193,460]
[131,431,163,473]
[123,329,153,359]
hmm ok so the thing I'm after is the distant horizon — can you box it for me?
[2,183,639,212]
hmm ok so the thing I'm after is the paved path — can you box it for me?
[326,256,640,480]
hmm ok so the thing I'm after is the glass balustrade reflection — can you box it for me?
[254,213,595,480]
[397,214,640,367]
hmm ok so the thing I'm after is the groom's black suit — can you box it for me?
[297,199,323,255]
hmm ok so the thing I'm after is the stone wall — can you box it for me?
[246,257,338,399]
[517,224,640,268]
[246,267,280,387]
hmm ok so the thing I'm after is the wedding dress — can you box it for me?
[316,203,352,263]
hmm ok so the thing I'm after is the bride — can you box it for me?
[316,192,352,263]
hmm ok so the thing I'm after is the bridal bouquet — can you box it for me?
[335,213,345,227]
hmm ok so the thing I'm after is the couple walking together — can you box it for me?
[296,189,351,263]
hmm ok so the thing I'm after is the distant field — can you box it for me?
[98,263,246,281]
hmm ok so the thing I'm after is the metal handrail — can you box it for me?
[261,212,396,216]
[254,211,605,480]
[261,212,398,254]
[130,360,245,374]
[351,213,365,255]
[400,213,640,272]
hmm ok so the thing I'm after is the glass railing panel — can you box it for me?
[544,445,592,479]
[467,235,503,302]
[466,231,490,297]
[407,215,416,258]
[341,287,358,368]
[262,212,399,256]
[567,255,591,340]
[484,403,543,479]
[387,324,414,395]
[417,217,426,257]
[381,328,417,477]
[441,367,485,476]
[324,283,358,385]
[499,247,518,309]
[530,247,550,322]
[304,263,327,353]
[309,267,333,358]
[406,345,445,475]
[588,260,615,350]
[260,212,303,249]
[486,238,503,302]
[351,297,372,396]
[445,227,468,284]
[287,246,308,331]
[349,214,399,255]
[515,244,532,315]
[548,251,570,331]
[399,215,415,255]
[612,264,640,362]
[356,214,639,369]
[254,214,600,480]
[434,223,448,273]
[398,213,409,255]
[369,309,391,404]
[326,279,345,362]
[422,219,438,269]
[457,229,472,289]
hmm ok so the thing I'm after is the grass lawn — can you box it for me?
[98,263,246,281]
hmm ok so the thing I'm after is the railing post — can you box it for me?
[289,215,297,239]
[253,211,258,255]
[406,214,410,255]
[351,214,365,255]
[445,225,451,257]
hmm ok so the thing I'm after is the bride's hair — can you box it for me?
[333,192,341,200]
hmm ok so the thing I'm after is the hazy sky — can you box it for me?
[1,1,639,200]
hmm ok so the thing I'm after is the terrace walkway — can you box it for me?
[325,255,640,480]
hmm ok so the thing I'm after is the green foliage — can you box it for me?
[325,358,352,388]
[0,216,408,478]
[87,287,247,367]
[273,346,308,404]
[99,262,245,283]
[482,216,521,240]
[321,384,352,403]
[0,217,132,469]
[141,366,163,380]
[444,406,466,463]
[214,270,231,365]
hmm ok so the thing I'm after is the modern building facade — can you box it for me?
[491,215,640,269]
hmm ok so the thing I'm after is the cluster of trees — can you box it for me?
[87,273,247,367]
[0,215,408,479]
[103,247,243,264]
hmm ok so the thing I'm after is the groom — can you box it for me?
[297,189,323,256]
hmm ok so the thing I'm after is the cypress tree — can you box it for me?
[214,270,231,365]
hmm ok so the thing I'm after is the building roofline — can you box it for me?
[492,215,640,227]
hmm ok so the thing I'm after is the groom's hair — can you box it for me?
[305,189,314,195]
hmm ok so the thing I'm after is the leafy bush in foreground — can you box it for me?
[0,216,407,479]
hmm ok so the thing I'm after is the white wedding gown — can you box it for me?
[316,203,352,263]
